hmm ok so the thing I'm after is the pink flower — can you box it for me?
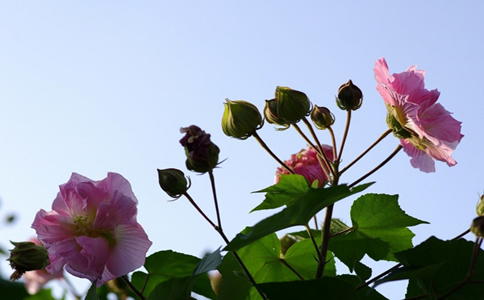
[21,238,63,294]
[32,173,152,286]
[374,57,463,172]
[275,145,333,188]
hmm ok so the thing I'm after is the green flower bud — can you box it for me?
[386,113,412,139]
[222,99,263,140]
[336,80,363,111]
[275,86,311,123]
[280,234,297,257]
[263,99,290,130]
[477,194,484,216]
[157,168,190,199]
[310,105,335,130]
[471,216,484,237]
[8,241,48,281]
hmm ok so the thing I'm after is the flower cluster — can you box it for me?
[374,57,463,172]
[32,173,152,286]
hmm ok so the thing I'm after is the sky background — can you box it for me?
[1,2,483,299]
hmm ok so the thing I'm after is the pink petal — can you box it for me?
[32,210,75,245]
[104,224,152,280]
[100,173,138,204]
[401,140,436,173]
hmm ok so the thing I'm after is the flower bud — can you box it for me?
[471,216,484,237]
[310,105,335,130]
[8,241,48,281]
[222,99,263,140]
[157,168,190,199]
[336,80,363,111]
[280,234,297,256]
[275,86,311,123]
[180,125,220,173]
[477,194,484,216]
[263,99,290,130]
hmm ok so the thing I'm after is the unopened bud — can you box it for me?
[275,86,311,123]
[157,168,190,199]
[8,241,48,281]
[471,216,484,237]
[180,125,220,173]
[477,194,484,216]
[311,105,335,130]
[222,99,263,140]
[336,80,363,111]
[263,99,290,130]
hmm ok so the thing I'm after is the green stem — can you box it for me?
[292,123,331,181]
[315,203,334,278]
[208,170,223,230]
[122,275,145,300]
[337,110,352,164]
[305,224,324,268]
[303,117,335,178]
[340,129,392,175]
[327,127,338,161]
[253,131,294,174]
[349,144,402,189]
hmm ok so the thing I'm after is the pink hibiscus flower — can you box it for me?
[275,145,333,188]
[374,57,463,172]
[32,173,152,286]
[22,238,63,294]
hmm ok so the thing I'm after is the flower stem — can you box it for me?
[305,224,323,268]
[122,275,145,300]
[182,192,267,300]
[340,129,392,175]
[253,131,294,174]
[327,127,338,161]
[315,203,334,279]
[208,170,223,231]
[302,117,335,178]
[337,110,352,164]
[349,144,402,189]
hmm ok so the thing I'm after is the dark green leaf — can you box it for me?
[226,183,372,251]
[0,277,28,300]
[329,194,427,271]
[373,263,444,288]
[257,276,356,300]
[338,275,388,300]
[192,247,222,276]
[354,261,372,282]
[395,237,484,299]
[251,175,310,212]
[86,281,100,300]
[287,229,321,241]
[147,277,196,300]
[284,238,336,278]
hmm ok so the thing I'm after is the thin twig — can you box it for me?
[209,170,223,230]
[337,110,352,164]
[253,131,294,174]
[315,204,335,278]
[340,129,392,175]
[280,258,305,280]
[122,275,145,300]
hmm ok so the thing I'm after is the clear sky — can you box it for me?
[1,2,483,299]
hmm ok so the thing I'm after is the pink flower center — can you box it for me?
[73,215,94,236]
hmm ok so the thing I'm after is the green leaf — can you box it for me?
[394,236,484,299]
[219,233,332,300]
[226,183,372,251]
[132,250,219,300]
[86,281,100,300]
[329,193,427,271]
[257,276,356,300]
[338,275,388,300]
[251,174,310,212]
[354,261,372,282]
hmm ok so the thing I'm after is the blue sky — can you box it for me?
[1,2,483,298]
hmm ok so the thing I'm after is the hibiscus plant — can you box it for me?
[5,57,483,300]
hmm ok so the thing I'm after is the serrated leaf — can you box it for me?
[226,183,372,251]
[395,236,484,299]
[284,238,336,278]
[251,175,310,212]
[329,193,427,271]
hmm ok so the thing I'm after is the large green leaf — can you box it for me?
[329,193,427,271]
[251,174,310,212]
[226,183,372,251]
[132,249,220,300]
[393,236,484,299]
[218,233,335,300]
